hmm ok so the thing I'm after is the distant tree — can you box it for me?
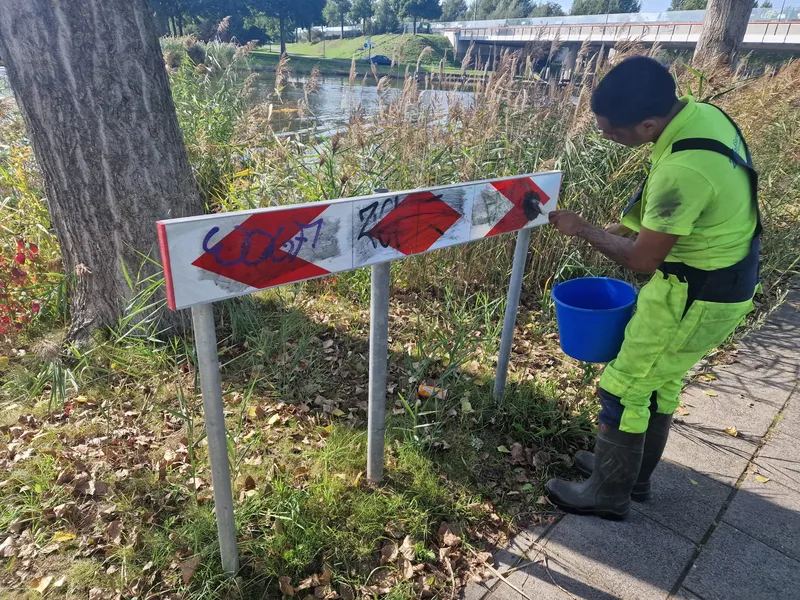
[440,0,469,21]
[694,0,753,66]
[485,0,531,19]
[324,0,352,38]
[349,0,374,34]
[261,0,295,53]
[529,2,565,16]
[669,0,707,9]
[399,0,442,34]
[570,0,641,15]
[296,0,326,42]
[374,0,401,32]
[760,0,772,6]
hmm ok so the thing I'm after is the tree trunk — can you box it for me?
[413,16,417,35]
[177,11,184,36]
[279,13,286,54]
[341,15,345,39]
[694,0,752,67]
[0,0,203,340]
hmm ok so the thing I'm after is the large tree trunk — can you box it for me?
[341,15,345,39]
[0,0,203,341]
[694,0,753,67]
[279,13,286,54]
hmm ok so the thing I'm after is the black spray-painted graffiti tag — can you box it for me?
[202,219,324,266]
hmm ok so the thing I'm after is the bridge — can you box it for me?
[433,7,800,65]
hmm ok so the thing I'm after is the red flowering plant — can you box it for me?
[0,140,61,339]
[0,237,42,336]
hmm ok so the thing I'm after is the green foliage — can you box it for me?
[398,0,442,24]
[669,0,707,10]
[570,0,641,15]
[440,0,469,21]
[324,0,353,33]
[530,2,566,17]
[374,0,401,32]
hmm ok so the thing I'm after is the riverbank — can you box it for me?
[249,50,484,84]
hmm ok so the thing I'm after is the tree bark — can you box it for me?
[341,15,345,39]
[0,0,203,340]
[279,13,286,54]
[694,0,753,67]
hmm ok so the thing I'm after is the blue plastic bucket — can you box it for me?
[551,277,637,363]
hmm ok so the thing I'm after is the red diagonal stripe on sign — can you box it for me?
[368,191,461,255]
[486,178,549,238]
[192,204,331,289]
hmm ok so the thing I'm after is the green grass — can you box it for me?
[286,33,455,66]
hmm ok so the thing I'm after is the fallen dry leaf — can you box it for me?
[497,445,510,454]
[380,542,398,565]
[754,474,770,483]
[179,556,201,584]
[244,475,256,491]
[399,535,415,561]
[30,575,54,593]
[106,520,122,544]
[52,531,76,543]
[703,390,718,397]
[279,575,295,596]
[339,583,355,600]
[724,426,739,437]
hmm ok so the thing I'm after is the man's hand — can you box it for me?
[548,210,679,273]
[549,210,589,237]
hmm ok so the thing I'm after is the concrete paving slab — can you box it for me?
[683,522,800,600]
[632,460,731,544]
[678,385,778,444]
[537,511,696,600]
[748,424,800,494]
[702,360,796,412]
[772,391,800,441]
[486,551,619,600]
[674,587,704,600]
[662,420,751,486]
[722,470,800,562]
[472,520,555,596]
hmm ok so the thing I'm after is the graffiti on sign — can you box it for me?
[156,172,562,310]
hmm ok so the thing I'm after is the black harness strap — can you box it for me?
[624,103,762,311]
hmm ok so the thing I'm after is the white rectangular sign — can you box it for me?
[157,172,562,310]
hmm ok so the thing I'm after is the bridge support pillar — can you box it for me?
[562,44,579,82]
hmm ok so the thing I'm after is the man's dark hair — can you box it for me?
[590,56,678,128]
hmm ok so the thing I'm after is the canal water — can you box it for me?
[0,66,472,136]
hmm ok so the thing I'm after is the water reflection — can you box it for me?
[251,73,474,136]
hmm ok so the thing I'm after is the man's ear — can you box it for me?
[637,119,660,142]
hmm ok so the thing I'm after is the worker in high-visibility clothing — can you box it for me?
[546,56,760,520]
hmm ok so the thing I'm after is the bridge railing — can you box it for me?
[429,8,800,31]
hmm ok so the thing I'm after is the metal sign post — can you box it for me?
[156,172,562,573]
[493,227,533,401]
[190,303,239,574]
[367,261,390,481]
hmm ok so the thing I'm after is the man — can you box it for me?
[546,56,760,520]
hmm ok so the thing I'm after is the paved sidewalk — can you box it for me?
[464,290,800,600]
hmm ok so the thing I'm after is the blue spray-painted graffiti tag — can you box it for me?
[201,219,324,267]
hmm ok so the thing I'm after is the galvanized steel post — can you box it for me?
[367,261,391,481]
[191,303,239,574]
[494,227,532,401]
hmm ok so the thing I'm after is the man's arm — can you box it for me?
[549,210,679,274]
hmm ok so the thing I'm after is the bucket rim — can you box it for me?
[551,276,638,314]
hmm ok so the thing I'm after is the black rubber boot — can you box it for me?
[545,423,644,520]
[573,413,673,502]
